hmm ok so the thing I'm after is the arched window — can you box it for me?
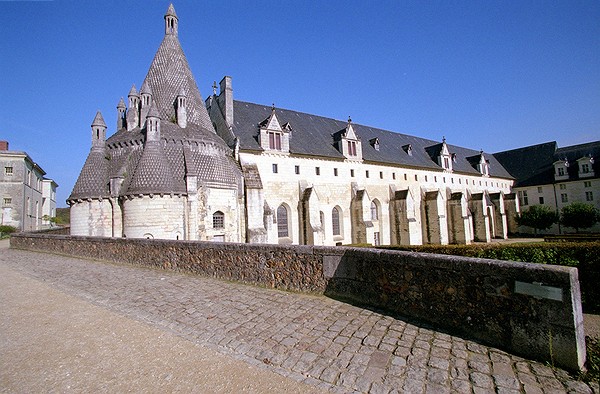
[213,211,224,229]
[332,207,341,236]
[277,205,289,238]
[370,200,379,221]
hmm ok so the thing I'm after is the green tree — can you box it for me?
[515,205,559,234]
[561,202,600,233]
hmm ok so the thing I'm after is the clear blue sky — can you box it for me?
[1,1,599,207]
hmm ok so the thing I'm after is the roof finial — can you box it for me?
[348,116,352,124]
[164,3,179,36]
[271,103,276,113]
[212,81,217,95]
[442,136,446,143]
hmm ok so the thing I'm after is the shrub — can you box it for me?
[515,205,559,234]
[0,225,17,235]
[561,203,600,233]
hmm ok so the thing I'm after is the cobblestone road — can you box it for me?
[1,247,597,393]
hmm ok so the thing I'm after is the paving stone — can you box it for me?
[469,359,492,374]
[494,374,521,390]
[425,382,451,394]
[523,384,544,394]
[470,371,495,389]
[450,378,471,392]
[427,367,449,386]
[564,380,593,394]
[0,248,593,394]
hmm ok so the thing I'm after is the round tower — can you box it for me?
[91,111,107,150]
[176,87,187,128]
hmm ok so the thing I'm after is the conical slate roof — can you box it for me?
[68,4,242,203]
[127,141,180,195]
[69,150,109,200]
[141,29,213,133]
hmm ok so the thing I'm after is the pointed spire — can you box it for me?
[164,3,179,36]
[116,98,126,131]
[91,111,107,151]
[128,84,138,97]
[92,111,107,127]
[140,80,152,95]
[146,103,161,142]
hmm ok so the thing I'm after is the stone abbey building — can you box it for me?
[69,4,520,246]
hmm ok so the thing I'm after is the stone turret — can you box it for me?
[127,84,140,130]
[176,87,187,128]
[140,80,153,126]
[91,111,107,151]
[116,97,126,131]
[146,103,161,142]
[164,3,178,36]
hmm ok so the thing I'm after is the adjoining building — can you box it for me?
[68,4,519,245]
[0,140,58,231]
[495,141,600,234]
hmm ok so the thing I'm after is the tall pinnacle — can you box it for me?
[165,3,178,36]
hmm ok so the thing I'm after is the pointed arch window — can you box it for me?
[277,204,289,238]
[332,207,341,236]
[370,200,379,221]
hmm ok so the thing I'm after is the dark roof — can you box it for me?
[232,100,513,179]
[70,149,109,200]
[69,4,242,201]
[493,141,600,187]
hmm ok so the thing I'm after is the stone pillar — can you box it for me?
[390,188,421,245]
[186,175,198,240]
[350,188,372,245]
[470,193,491,242]
[422,190,448,245]
[490,192,508,239]
[448,192,471,245]
[503,193,520,235]
[301,186,324,246]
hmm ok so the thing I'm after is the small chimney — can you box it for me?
[0,141,8,151]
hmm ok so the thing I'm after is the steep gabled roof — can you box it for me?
[494,140,600,187]
[493,142,558,187]
[231,100,513,178]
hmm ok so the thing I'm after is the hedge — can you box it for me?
[377,242,600,313]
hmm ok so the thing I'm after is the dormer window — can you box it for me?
[334,116,362,160]
[553,159,569,181]
[369,138,380,151]
[438,137,453,172]
[577,156,595,178]
[259,105,289,153]
[348,140,357,156]
[477,151,489,176]
[269,132,281,150]
[403,144,413,156]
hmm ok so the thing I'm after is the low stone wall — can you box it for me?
[10,233,586,371]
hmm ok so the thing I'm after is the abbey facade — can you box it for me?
[69,4,519,246]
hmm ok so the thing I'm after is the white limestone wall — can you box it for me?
[240,151,513,246]
[122,195,185,240]
[70,200,113,237]
[515,178,600,234]
[202,187,243,243]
